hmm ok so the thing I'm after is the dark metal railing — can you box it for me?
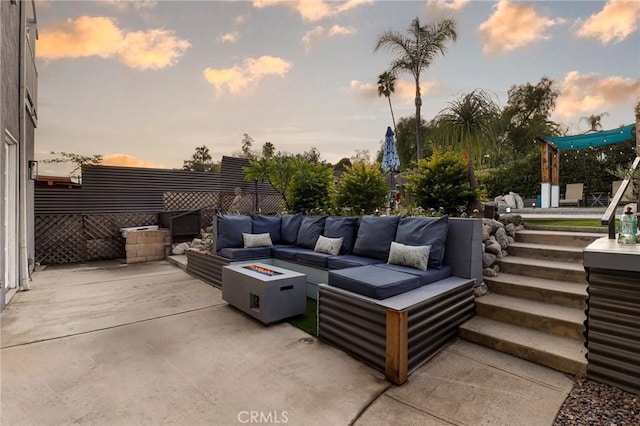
[601,156,640,239]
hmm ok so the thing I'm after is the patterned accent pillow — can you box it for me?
[242,233,273,248]
[387,241,431,271]
[314,235,344,256]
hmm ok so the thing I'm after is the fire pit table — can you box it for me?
[222,263,306,324]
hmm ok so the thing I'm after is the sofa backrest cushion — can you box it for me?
[297,216,327,249]
[395,215,449,269]
[280,214,303,245]
[352,215,400,261]
[251,215,281,244]
[216,214,252,250]
[324,216,359,254]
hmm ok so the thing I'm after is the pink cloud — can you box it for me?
[575,0,640,44]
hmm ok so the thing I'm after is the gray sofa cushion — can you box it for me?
[272,246,313,261]
[327,255,384,270]
[252,215,281,244]
[324,216,358,254]
[328,265,420,299]
[296,251,331,268]
[280,214,303,245]
[396,215,449,269]
[375,264,452,286]
[296,216,327,249]
[352,215,400,261]
[216,214,252,250]
[218,247,272,261]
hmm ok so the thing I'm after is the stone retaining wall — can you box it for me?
[125,229,171,264]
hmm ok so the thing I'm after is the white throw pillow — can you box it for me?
[314,235,344,256]
[387,241,431,271]
[242,233,273,248]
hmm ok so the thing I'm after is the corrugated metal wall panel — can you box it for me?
[586,268,640,395]
[34,188,83,214]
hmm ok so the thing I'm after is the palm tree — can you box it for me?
[377,71,397,134]
[580,112,609,133]
[375,17,458,160]
[434,90,500,211]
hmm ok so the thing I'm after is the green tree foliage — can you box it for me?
[335,162,388,214]
[182,145,220,172]
[394,116,430,170]
[287,160,334,214]
[243,154,297,209]
[377,71,397,134]
[262,142,275,158]
[406,147,476,215]
[580,112,608,133]
[42,152,103,175]
[333,157,352,171]
[240,133,257,160]
[477,151,541,199]
[375,17,458,160]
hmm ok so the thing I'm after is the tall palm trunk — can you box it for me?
[388,97,397,135]
[415,81,422,160]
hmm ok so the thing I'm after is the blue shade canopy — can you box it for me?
[541,124,636,151]
[381,126,400,172]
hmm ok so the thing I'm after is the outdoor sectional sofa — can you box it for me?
[186,213,483,384]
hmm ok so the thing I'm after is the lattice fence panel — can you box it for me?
[259,194,284,214]
[35,215,85,265]
[163,192,219,211]
[84,213,158,261]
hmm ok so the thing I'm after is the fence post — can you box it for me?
[254,179,259,212]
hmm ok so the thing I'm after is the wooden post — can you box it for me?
[541,142,550,184]
[551,146,559,186]
[385,309,408,385]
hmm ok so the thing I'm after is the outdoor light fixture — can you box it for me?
[28,160,38,180]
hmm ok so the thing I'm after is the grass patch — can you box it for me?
[287,297,317,336]
[525,219,616,228]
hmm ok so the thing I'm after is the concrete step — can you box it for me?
[515,230,603,248]
[498,256,586,284]
[459,316,587,376]
[167,255,188,271]
[508,242,583,263]
[484,273,587,309]
[525,224,607,234]
[474,294,586,340]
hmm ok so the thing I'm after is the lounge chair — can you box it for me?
[611,180,635,204]
[559,183,584,207]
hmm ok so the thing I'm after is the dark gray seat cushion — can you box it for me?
[352,215,400,261]
[328,265,420,299]
[374,264,452,286]
[396,215,449,269]
[218,247,272,261]
[216,214,252,250]
[272,246,313,261]
[296,251,331,268]
[324,216,358,254]
[327,255,384,270]
[252,215,281,244]
[296,216,327,249]
[280,214,303,245]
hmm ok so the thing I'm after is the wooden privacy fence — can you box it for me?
[35,158,283,265]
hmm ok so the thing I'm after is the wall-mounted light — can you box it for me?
[28,160,38,180]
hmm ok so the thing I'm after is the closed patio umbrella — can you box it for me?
[381,126,400,172]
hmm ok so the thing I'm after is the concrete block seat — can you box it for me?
[185,212,483,384]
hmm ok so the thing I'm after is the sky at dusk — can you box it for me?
[34,0,640,176]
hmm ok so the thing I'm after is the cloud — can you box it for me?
[348,79,436,102]
[302,25,356,52]
[253,0,372,21]
[575,0,640,44]
[203,56,293,95]
[219,31,240,43]
[38,16,190,70]
[98,0,158,12]
[479,0,565,55]
[555,71,640,118]
[425,0,469,19]
[102,154,159,168]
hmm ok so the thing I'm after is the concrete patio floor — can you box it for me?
[1,260,575,425]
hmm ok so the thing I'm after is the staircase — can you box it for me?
[459,225,606,377]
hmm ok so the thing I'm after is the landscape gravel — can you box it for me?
[554,379,640,426]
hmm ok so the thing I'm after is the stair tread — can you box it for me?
[485,273,587,296]
[509,242,583,253]
[498,256,585,272]
[516,229,604,239]
[460,317,587,364]
[476,294,586,325]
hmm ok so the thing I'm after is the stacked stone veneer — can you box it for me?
[482,214,523,277]
[125,229,170,264]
